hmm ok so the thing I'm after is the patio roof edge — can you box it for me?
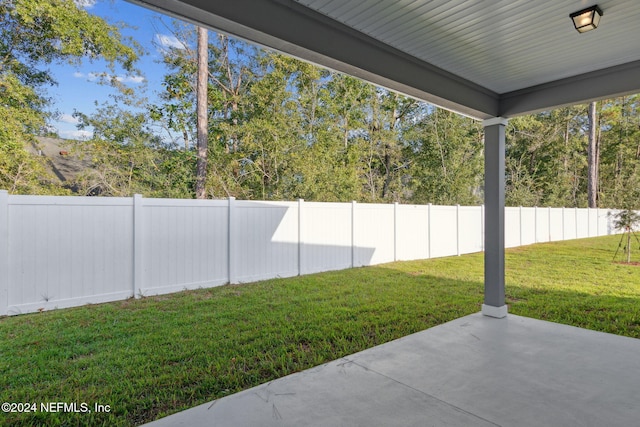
[127,0,499,120]
[499,59,640,117]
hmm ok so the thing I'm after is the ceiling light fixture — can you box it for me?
[570,5,603,33]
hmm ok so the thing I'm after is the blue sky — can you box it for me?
[50,0,192,140]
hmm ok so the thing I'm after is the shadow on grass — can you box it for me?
[507,285,640,338]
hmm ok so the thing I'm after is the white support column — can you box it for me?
[482,117,508,318]
[133,194,143,298]
[0,190,9,316]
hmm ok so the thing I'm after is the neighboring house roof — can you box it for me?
[28,137,90,187]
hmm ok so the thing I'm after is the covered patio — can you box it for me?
[144,313,640,426]
[130,0,640,425]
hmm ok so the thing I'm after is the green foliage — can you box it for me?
[611,209,640,232]
[404,107,484,205]
[0,0,138,194]
[5,7,640,205]
[70,103,195,198]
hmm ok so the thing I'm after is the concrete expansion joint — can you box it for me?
[344,358,501,427]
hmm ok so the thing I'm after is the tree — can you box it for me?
[597,96,640,208]
[0,0,138,194]
[195,26,208,199]
[505,107,588,207]
[71,101,195,198]
[404,107,484,205]
[611,209,640,263]
[587,101,599,208]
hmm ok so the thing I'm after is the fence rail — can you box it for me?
[0,190,619,316]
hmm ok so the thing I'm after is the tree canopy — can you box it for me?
[0,0,138,193]
[3,6,640,209]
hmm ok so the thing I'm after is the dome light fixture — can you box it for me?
[570,5,603,33]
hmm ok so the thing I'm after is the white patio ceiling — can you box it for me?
[131,0,640,120]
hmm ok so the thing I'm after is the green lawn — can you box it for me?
[1,234,639,426]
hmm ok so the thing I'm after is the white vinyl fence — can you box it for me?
[0,190,619,316]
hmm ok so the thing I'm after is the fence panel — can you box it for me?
[458,206,483,254]
[576,209,589,238]
[535,207,550,243]
[563,208,577,240]
[505,207,521,248]
[549,208,564,241]
[1,193,623,316]
[141,198,229,296]
[232,201,299,283]
[429,205,458,258]
[301,202,353,274]
[353,203,394,266]
[396,204,429,261]
[7,196,133,315]
[520,208,537,246]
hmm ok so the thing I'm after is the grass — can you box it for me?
[1,234,640,426]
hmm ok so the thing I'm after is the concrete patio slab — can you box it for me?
[143,313,640,427]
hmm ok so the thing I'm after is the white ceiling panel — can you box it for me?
[295,0,640,93]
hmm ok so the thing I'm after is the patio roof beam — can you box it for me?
[500,60,640,117]
[482,118,508,319]
[128,0,500,120]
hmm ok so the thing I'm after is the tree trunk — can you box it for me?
[195,26,208,199]
[587,101,598,208]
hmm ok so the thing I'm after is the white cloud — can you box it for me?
[155,34,187,50]
[116,75,145,84]
[74,0,96,8]
[59,129,93,140]
[59,114,80,124]
[73,72,100,81]
[73,71,144,84]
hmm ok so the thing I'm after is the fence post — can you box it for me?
[456,204,460,256]
[394,202,398,261]
[548,206,552,241]
[298,199,304,275]
[351,201,357,267]
[575,207,578,239]
[562,207,566,241]
[228,197,236,284]
[481,204,485,251]
[596,208,600,235]
[519,206,523,246]
[534,206,538,243]
[428,203,432,258]
[133,194,143,298]
[0,190,8,315]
